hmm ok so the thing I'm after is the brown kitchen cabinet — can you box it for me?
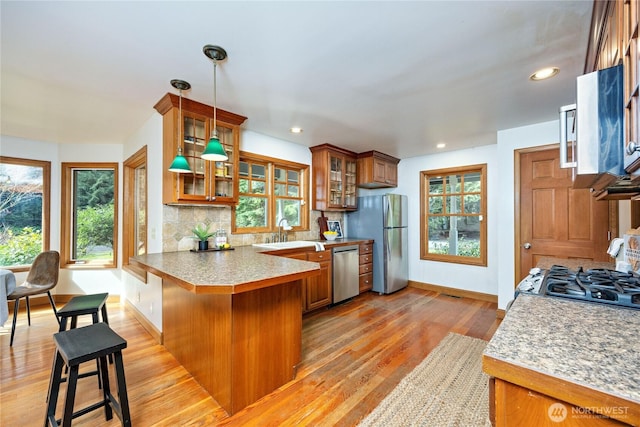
[310,144,358,211]
[490,378,628,426]
[623,0,640,176]
[154,93,247,206]
[280,249,332,313]
[357,151,399,188]
[586,0,640,177]
[358,241,373,293]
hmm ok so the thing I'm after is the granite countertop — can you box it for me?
[131,245,320,295]
[484,294,640,405]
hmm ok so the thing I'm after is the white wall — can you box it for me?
[496,120,559,309]
[385,144,500,296]
[120,112,163,330]
[1,136,124,298]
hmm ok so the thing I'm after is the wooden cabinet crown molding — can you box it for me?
[153,93,247,126]
[309,143,358,157]
[356,150,400,164]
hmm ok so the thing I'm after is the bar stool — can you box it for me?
[44,323,131,427]
[57,293,110,332]
[56,293,111,388]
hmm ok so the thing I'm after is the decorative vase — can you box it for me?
[198,240,209,251]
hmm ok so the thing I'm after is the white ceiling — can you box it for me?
[0,1,593,160]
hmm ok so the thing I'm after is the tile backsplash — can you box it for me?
[162,205,344,252]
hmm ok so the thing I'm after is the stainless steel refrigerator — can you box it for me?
[346,194,408,294]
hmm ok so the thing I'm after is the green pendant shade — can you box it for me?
[168,149,192,173]
[201,136,228,161]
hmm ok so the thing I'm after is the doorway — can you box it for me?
[515,145,614,282]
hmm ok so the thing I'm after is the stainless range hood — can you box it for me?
[559,64,640,199]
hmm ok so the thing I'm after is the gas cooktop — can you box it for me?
[543,265,640,310]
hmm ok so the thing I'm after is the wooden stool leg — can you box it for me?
[101,304,109,325]
[98,355,113,421]
[114,351,131,426]
[61,365,79,427]
[44,351,65,427]
[100,305,114,364]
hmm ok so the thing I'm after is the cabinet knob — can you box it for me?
[627,141,640,155]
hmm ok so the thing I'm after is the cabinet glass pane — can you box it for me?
[330,181,342,205]
[183,175,206,196]
[344,159,357,206]
[330,155,342,181]
[214,180,231,198]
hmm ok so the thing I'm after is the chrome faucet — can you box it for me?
[278,218,291,243]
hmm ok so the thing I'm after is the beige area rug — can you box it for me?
[358,333,491,427]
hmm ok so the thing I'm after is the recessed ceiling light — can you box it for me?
[290,127,303,134]
[436,142,446,149]
[530,67,560,81]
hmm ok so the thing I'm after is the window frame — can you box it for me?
[61,162,119,269]
[420,163,487,266]
[123,147,147,282]
[233,152,309,234]
[0,156,51,272]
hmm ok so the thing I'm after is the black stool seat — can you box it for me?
[45,323,131,427]
[57,292,109,332]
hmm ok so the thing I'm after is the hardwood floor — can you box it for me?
[1,287,500,426]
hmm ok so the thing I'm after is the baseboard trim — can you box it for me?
[124,300,163,344]
[408,280,498,303]
[9,293,120,312]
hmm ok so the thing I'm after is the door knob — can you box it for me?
[523,242,531,249]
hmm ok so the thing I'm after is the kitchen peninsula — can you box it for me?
[131,246,320,415]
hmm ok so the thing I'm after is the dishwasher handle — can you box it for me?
[332,245,359,254]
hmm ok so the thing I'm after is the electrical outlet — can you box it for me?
[149,302,153,314]
[136,291,140,303]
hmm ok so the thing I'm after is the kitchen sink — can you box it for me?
[252,240,317,250]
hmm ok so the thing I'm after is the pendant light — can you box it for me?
[201,45,229,161]
[168,79,193,173]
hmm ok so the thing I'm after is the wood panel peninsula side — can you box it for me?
[131,246,320,415]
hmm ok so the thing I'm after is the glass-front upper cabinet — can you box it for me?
[154,92,247,206]
[310,144,358,211]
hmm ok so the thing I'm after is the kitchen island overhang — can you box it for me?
[131,247,321,416]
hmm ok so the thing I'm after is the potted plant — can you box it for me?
[192,223,215,251]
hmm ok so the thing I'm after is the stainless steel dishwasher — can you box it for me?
[332,245,360,304]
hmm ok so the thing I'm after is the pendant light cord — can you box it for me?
[213,60,218,138]
[178,87,183,153]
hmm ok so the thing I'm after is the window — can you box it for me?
[233,152,309,233]
[61,162,118,268]
[0,157,51,270]
[123,147,147,281]
[420,164,487,266]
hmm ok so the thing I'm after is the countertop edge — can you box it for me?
[482,353,640,424]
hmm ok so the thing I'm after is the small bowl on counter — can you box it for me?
[323,231,338,241]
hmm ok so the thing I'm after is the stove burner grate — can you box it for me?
[542,265,640,310]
